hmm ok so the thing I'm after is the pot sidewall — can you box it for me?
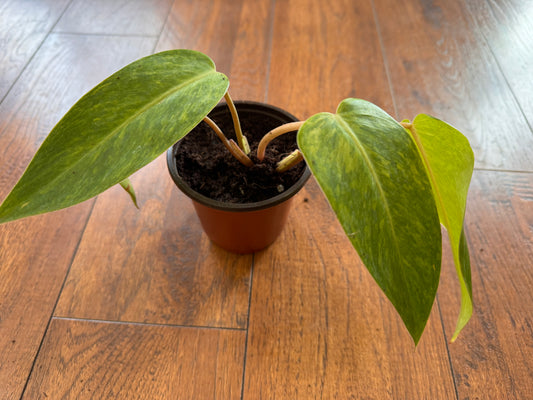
[191,197,295,254]
[167,101,310,253]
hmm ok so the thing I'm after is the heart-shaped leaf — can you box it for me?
[298,98,442,344]
[404,114,474,341]
[0,50,228,223]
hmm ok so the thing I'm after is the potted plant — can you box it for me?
[0,49,474,345]
[166,99,312,254]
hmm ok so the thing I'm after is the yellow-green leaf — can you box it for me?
[405,115,474,341]
[0,50,228,223]
[298,98,442,344]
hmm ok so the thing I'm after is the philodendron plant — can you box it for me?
[0,50,474,345]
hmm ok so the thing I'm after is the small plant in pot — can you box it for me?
[167,99,311,254]
[0,49,474,345]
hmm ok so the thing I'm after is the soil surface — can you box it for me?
[174,106,306,203]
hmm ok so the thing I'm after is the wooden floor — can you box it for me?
[1,0,532,398]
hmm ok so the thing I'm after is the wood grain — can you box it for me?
[243,0,455,397]
[0,0,69,100]
[464,0,533,133]
[1,0,533,398]
[267,0,395,119]
[54,0,174,36]
[157,0,276,101]
[54,0,276,329]
[156,0,245,75]
[0,208,91,400]
[0,34,155,400]
[225,0,276,102]
[438,170,533,399]
[54,156,253,329]
[373,0,533,171]
[157,0,274,102]
[23,318,245,399]
[244,180,456,398]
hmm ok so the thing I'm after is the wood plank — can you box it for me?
[55,0,277,329]
[156,0,245,75]
[245,180,456,398]
[0,0,69,100]
[438,171,533,399]
[54,163,253,329]
[159,0,276,100]
[0,208,91,400]
[54,0,174,36]
[0,0,530,398]
[23,318,245,399]
[373,0,533,171]
[0,34,155,400]
[243,0,455,397]
[267,0,395,119]
[225,0,276,102]
[464,0,533,132]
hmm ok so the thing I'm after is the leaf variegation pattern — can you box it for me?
[0,50,229,223]
[404,115,474,341]
[298,98,442,344]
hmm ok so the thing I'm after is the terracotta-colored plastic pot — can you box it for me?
[166,101,311,254]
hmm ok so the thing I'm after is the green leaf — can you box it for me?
[0,50,228,223]
[119,178,138,209]
[404,114,474,341]
[298,98,442,344]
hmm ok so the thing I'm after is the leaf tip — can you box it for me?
[119,178,139,209]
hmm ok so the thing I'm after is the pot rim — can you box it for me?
[166,101,311,212]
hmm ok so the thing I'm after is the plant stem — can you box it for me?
[228,140,254,167]
[224,92,250,154]
[204,116,229,144]
[276,149,304,172]
[203,116,253,167]
[256,121,304,161]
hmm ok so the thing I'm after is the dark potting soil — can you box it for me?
[174,107,306,203]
